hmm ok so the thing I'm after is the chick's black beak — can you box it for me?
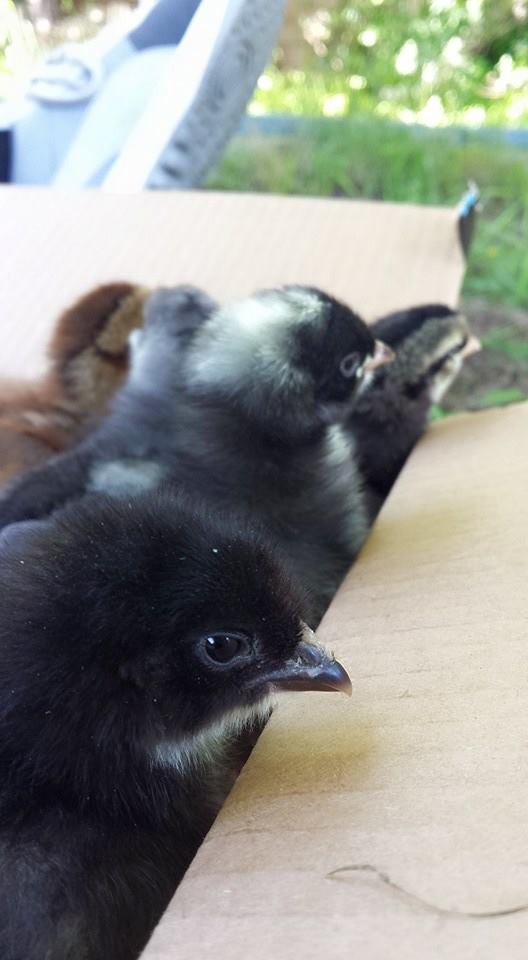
[267,626,352,696]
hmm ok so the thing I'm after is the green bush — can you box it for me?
[256,0,528,127]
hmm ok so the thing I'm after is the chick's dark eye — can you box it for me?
[339,352,361,378]
[204,632,249,664]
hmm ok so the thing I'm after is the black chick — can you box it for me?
[0,285,392,621]
[347,304,481,519]
[0,490,350,960]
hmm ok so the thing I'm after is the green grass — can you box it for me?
[481,327,528,360]
[478,387,527,406]
[206,118,528,309]
[429,405,450,421]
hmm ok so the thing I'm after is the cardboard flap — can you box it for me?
[0,187,464,380]
[142,403,528,959]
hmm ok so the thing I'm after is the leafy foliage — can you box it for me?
[255,0,528,127]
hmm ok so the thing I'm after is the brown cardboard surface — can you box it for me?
[143,403,528,959]
[0,186,464,380]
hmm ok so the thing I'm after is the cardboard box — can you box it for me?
[4,186,504,958]
[143,401,528,958]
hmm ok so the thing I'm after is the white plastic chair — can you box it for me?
[0,0,286,189]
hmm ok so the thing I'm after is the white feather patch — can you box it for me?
[186,290,324,395]
[89,460,167,496]
[153,695,277,773]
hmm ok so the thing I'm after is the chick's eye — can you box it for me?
[339,352,362,378]
[204,632,249,664]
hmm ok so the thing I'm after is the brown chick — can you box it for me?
[0,283,146,487]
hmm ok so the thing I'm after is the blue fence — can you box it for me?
[239,114,528,149]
